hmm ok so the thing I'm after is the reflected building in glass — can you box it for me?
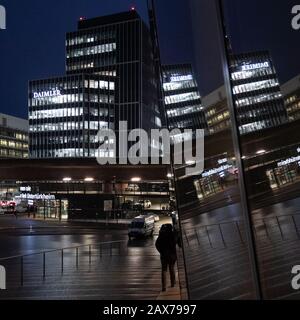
[29,10,161,159]
[162,64,208,136]
[229,51,288,135]
[281,74,300,122]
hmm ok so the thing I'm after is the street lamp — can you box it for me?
[131,177,141,182]
[84,177,94,182]
[63,177,72,182]
[256,149,266,155]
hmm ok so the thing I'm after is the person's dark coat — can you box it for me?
[155,224,181,261]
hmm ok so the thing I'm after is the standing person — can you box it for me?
[155,224,181,292]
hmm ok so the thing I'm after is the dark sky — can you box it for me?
[0,0,299,119]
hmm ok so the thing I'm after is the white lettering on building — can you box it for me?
[202,164,233,178]
[170,75,193,82]
[33,90,62,99]
[241,62,269,71]
[278,155,300,167]
[15,194,55,200]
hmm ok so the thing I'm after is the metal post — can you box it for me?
[89,245,92,265]
[215,0,263,299]
[263,219,270,240]
[61,250,64,274]
[292,215,299,239]
[110,243,113,256]
[76,247,79,269]
[205,226,213,248]
[43,199,46,220]
[43,253,46,280]
[183,229,190,247]
[100,244,102,258]
[218,224,226,248]
[59,199,62,222]
[236,221,244,244]
[275,217,284,240]
[194,229,200,246]
[20,256,24,286]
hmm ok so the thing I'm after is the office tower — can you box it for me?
[229,51,288,135]
[29,11,161,158]
[0,113,28,159]
[281,74,300,122]
[162,64,208,137]
[202,85,230,135]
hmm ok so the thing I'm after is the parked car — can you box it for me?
[133,200,152,210]
[15,202,28,213]
[128,215,155,240]
[143,200,152,209]
[147,213,159,222]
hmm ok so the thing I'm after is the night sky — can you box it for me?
[0,0,299,119]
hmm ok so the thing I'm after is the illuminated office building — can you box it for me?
[162,64,208,136]
[202,85,230,135]
[229,51,288,135]
[29,11,161,158]
[29,75,115,158]
[0,113,28,159]
[281,74,300,122]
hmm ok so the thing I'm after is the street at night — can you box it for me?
[1,0,300,314]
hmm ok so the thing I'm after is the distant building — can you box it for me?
[29,11,161,159]
[229,51,288,135]
[281,74,300,122]
[0,113,28,159]
[202,85,230,135]
[162,64,208,138]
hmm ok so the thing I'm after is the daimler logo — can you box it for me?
[33,89,62,99]
[0,5,6,30]
[241,62,269,71]
[0,265,6,290]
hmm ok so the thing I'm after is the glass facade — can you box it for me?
[29,75,115,158]
[29,11,162,159]
[66,11,161,136]
[0,114,28,159]
[281,74,300,122]
[162,64,208,133]
[230,51,288,135]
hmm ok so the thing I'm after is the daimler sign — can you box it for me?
[241,62,269,71]
[33,90,62,99]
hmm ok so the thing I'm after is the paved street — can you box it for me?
[0,215,182,300]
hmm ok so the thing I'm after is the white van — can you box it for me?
[128,215,155,240]
[15,201,28,213]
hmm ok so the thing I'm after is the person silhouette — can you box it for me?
[155,224,181,292]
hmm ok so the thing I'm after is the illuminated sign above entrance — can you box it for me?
[16,194,55,200]
[33,90,62,99]
[277,155,300,167]
[241,62,269,71]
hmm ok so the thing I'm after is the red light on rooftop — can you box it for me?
[79,17,85,21]
[131,6,136,11]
